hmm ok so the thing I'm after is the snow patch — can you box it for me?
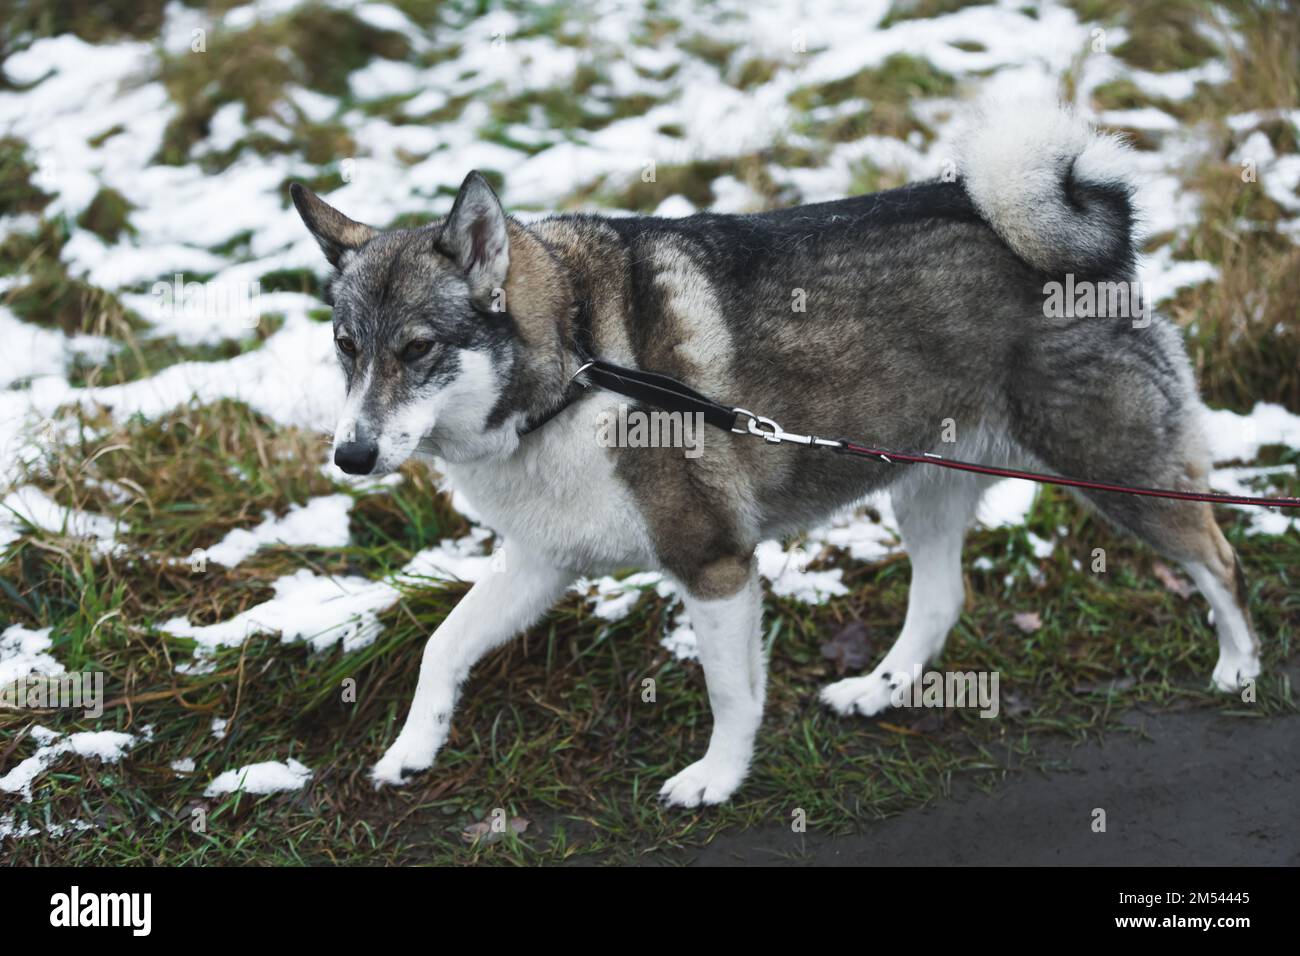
[204,758,313,796]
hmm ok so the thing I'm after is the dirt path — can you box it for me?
[690,708,1299,866]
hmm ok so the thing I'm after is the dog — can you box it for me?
[290,101,1260,807]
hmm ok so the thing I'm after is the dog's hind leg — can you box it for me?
[1183,528,1259,691]
[821,462,994,717]
[371,544,573,787]
[1009,327,1260,692]
[1061,480,1258,691]
[660,555,766,807]
[1070,488,1257,691]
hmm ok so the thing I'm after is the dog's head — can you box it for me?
[292,172,558,475]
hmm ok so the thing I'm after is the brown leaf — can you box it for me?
[1001,690,1032,717]
[461,816,530,845]
[1152,561,1195,599]
[460,821,490,843]
[1012,611,1042,633]
[819,621,874,674]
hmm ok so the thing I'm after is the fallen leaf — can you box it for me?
[1153,561,1195,599]
[1001,691,1032,717]
[820,621,874,674]
[461,822,490,843]
[461,816,530,844]
[1012,611,1042,633]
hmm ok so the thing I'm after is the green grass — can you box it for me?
[65,316,287,389]
[75,187,135,243]
[0,218,145,337]
[0,0,171,69]
[151,3,406,167]
[788,53,957,144]
[0,136,53,215]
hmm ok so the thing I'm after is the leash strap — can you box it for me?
[832,441,1300,509]
[580,360,739,432]
[528,357,1300,510]
[519,358,738,435]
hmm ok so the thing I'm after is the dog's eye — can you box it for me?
[402,339,434,360]
[336,336,356,355]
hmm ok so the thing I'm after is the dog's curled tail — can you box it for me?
[961,101,1137,276]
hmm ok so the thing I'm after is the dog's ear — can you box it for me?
[439,171,509,306]
[289,184,376,269]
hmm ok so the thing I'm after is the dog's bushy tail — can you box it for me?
[960,100,1137,277]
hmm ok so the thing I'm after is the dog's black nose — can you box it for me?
[334,441,379,475]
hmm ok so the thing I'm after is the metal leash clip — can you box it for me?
[731,408,841,448]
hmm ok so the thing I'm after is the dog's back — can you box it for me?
[532,105,1143,524]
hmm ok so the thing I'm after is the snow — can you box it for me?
[163,525,500,668]
[164,568,389,660]
[1203,403,1300,463]
[1026,531,1056,560]
[0,814,94,841]
[976,479,1039,529]
[756,540,848,603]
[0,625,64,685]
[0,486,124,556]
[1140,248,1219,305]
[204,758,313,796]
[0,726,140,801]
[0,305,117,389]
[203,493,354,567]
[1211,464,1300,537]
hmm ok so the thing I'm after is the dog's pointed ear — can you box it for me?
[290,184,376,269]
[439,171,509,305]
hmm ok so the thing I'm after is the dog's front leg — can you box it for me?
[371,545,573,787]
[659,556,766,808]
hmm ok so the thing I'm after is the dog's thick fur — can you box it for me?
[292,102,1260,806]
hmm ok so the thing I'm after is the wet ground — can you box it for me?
[690,704,1298,866]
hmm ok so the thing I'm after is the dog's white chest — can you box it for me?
[442,404,653,574]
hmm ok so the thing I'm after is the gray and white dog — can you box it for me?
[291,102,1259,806]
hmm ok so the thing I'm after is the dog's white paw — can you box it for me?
[370,732,440,789]
[1211,651,1261,693]
[658,758,747,808]
[820,670,902,717]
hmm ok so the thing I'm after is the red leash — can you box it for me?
[834,440,1300,509]
[728,408,1300,510]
